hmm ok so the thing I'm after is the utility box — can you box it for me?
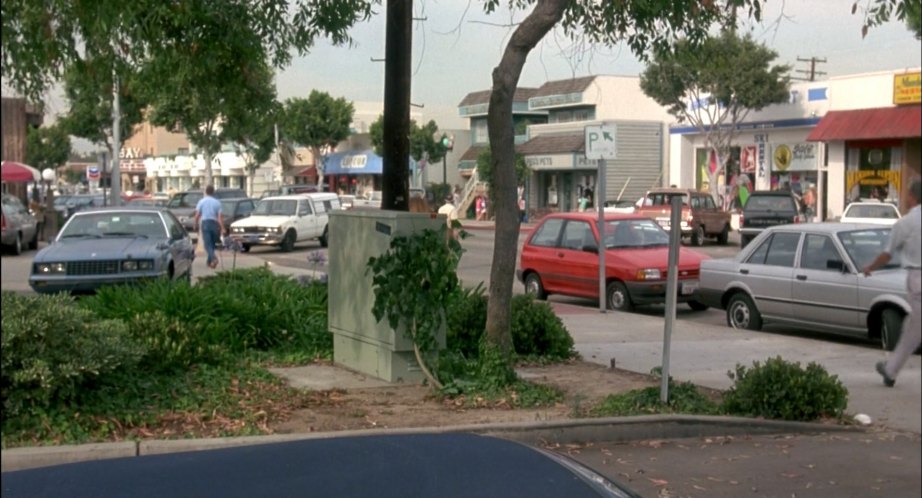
[328,209,445,383]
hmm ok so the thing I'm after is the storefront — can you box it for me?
[322,149,416,197]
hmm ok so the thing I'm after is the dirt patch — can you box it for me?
[271,361,659,434]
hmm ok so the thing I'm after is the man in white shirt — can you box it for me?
[863,178,922,387]
[438,196,459,241]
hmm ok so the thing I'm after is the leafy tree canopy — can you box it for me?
[853,0,922,38]
[1,0,375,102]
[26,125,72,173]
[370,116,448,164]
[281,91,355,186]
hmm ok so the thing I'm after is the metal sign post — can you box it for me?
[584,124,617,313]
[660,194,682,404]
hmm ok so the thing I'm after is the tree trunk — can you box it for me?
[204,150,214,188]
[312,146,325,189]
[484,0,567,357]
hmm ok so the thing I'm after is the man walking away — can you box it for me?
[194,185,225,270]
[438,196,459,241]
[863,178,921,387]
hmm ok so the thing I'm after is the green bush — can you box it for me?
[81,268,332,357]
[510,295,575,361]
[722,356,848,421]
[125,311,227,372]
[590,380,720,417]
[0,292,145,422]
[445,284,487,358]
[445,289,576,362]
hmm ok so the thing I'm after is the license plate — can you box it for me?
[245,235,260,242]
[681,281,698,295]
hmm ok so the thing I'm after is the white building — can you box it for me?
[669,68,921,219]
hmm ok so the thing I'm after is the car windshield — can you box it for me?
[838,228,898,269]
[602,218,670,248]
[168,193,201,208]
[644,192,687,206]
[59,212,166,239]
[843,204,899,219]
[254,199,297,216]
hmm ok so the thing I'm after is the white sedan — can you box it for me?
[840,200,901,225]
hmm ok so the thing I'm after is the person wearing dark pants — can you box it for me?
[863,178,922,387]
[194,185,225,269]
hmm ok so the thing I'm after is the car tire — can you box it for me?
[687,300,709,311]
[280,230,296,252]
[11,232,22,255]
[28,229,39,250]
[691,225,705,246]
[319,226,329,248]
[880,308,904,352]
[716,224,730,245]
[240,244,251,253]
[726,292,762,330]
[606,281,634,312]
[524,272,547,300]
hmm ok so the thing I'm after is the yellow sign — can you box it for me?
[893,71,921,105]
[846,170,901,194]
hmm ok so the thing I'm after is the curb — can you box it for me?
[0,415,862,472]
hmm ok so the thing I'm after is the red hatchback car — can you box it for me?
[517,212,710,311]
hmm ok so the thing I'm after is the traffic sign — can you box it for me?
[584,124,617,160]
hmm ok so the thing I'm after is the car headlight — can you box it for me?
[122,260,154,271]
[232,227,244,233]
[635,268,662,280]
[264,227,279,233]
[36,263,66,274]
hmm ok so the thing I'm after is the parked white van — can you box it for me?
[229,193,340,252]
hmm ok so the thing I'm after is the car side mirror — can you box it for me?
[826,259,848,273]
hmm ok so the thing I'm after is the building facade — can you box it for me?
[669,68,921,219]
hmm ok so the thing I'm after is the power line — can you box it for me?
[792,56,827,82]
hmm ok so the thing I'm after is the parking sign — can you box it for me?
[584,125,617,160]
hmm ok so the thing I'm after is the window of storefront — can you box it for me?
[845,140,902,203]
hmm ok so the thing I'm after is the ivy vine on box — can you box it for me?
[366,225,463,389]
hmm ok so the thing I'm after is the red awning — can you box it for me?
[807,106,921,141]
[289,166,317,177]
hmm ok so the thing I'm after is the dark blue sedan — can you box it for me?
[28,206,195,294]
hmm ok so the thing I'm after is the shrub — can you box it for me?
[81,268,332,357]
[722,356,848,421]
[590,380,720,417]
[510,295,575,361]
[445,289,576,362]
[0,292,145,422]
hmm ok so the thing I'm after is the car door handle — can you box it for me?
[739,269,749,275]
[796,275,807,281]
[557,252,565,258]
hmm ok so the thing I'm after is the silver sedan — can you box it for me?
[694,223,910,350]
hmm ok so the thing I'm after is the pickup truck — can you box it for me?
[352,190,382,209]
[634,188,732,246]
[229,193,341,251]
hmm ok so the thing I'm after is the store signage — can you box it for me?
[525,154,571,170]
[893,71,921,105]
[87,166,100,181]
[529,92,582,109]
[771,142,817,172]
[341,154,368,169]
[847,170,901,194]
[119,147,144,159]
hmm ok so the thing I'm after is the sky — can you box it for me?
[274,0,921,130]
[21,0,922,151]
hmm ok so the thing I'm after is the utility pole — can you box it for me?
[110,74,122,206]
[381,0,412,211]
[792,56,827,82]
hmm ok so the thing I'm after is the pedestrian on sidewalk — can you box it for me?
[438,196,459,241]
[194,185,225,269]
[863,178,921,387]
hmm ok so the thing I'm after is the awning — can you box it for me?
[807,106,921,141]
[1,160,42,182]
[286,166,317,178]
[322,150,414,176]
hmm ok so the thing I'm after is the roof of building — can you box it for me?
[458,88,539,107]
[460,145,488,162]
[532,76,596,97]
[516,134,585,155]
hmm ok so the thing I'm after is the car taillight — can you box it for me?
[1,213,6,231]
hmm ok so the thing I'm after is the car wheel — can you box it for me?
[687,300,709,311]
[240,244,251,253]
[880,308,904,352]
[691,225,705,246]
[716,224,730,245]
[726,292,762,330]
[319,226,329,248]
[11,232,22,255]
[28,229,39,250]
[280,230,296,252]
[524,272,547,300]
[606,281,634,312]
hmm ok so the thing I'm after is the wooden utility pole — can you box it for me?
[381,0,412,211]
[793,56,827,82]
